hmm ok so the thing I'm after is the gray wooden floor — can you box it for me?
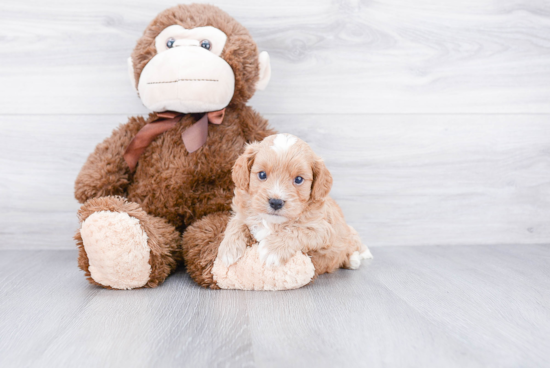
[1,245,549,368]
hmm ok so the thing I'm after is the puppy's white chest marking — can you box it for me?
[250,220,271,242]
[271,134,297,154]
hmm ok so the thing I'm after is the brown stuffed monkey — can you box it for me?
[74,4,315,290]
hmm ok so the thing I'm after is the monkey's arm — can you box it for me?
[240,106,277,143]
[74,116,147,204]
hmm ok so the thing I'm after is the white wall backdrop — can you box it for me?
[1,0,549,249]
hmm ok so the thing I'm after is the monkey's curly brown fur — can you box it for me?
[74,4,275,288]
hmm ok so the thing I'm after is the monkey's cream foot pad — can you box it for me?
[80,211,151,290]
[212,245,315,291]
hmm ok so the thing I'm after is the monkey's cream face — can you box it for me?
[135,25,235,113]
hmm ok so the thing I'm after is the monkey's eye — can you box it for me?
[294,176,304,185]
[258,171,267,181]
[200,39,211,50]
[166,38,175,48]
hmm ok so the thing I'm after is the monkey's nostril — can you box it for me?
[268,198,284,211]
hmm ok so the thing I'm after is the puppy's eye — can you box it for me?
[258,171,267,181]
[200,39,211,50]
[166,38,175,48]
[294,176,304,185]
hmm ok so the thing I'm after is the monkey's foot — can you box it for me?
[75,196,181,289]
[80,211,151,289]
[212,244,315,291]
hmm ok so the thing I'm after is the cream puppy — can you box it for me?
[218,134,372,274]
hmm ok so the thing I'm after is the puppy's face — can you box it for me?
[232,134,333,223]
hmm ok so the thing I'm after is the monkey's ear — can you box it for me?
[255,51,271,91]
[310,158,333,202]
[232,142,261,190]
[127,57,137,92]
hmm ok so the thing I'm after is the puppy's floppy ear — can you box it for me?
[232,142,261,190]
[310,158,333,202]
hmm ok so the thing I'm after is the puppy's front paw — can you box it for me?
[258,242,281,267]
[258,238,296,267]
[218,237,246,266]
[220,249,241,266]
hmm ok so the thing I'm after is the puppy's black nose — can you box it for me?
[269,198,285,210]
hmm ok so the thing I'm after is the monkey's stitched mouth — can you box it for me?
[147,79,219,85]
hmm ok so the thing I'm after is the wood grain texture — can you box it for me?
[0,245,549,367]
[2,114,549,249]
[0,0,549,114]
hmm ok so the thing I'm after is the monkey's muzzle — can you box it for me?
[138,46,235,113]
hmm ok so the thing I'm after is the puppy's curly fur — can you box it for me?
[218,134,372,275]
